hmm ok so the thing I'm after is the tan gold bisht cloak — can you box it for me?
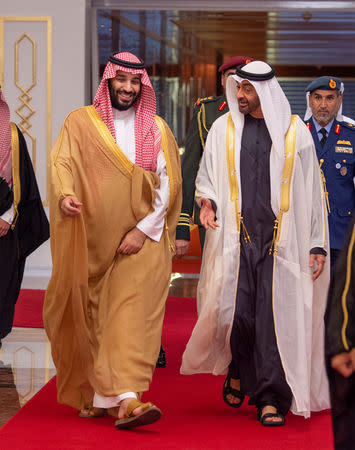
[44,106,181,410]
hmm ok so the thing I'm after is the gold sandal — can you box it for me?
[115,399,161,430]
[78,406,107,418]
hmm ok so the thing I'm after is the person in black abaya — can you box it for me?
[0,87,49,347]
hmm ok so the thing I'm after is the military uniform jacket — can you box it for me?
[176,94,228,240]
[325,216,355,358]
[306,118,355,250]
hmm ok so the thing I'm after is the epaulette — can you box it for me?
[343,121,355,131]
[194,96,215,107]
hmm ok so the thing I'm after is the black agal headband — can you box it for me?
[236,64,275,81]
[108,53,145,70]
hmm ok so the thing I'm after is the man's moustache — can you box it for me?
[117,90,133,95]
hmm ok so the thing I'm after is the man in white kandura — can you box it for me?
[180,61,330,426]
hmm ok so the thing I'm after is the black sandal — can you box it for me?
[257,407,285,427]
[222,374,245,408]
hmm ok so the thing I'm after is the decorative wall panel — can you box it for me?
[0,17,52,203]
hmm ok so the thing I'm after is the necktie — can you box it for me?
[319,128,327,148]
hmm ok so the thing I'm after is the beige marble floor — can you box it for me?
[0,275,198,428]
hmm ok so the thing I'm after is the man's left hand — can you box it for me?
[309,253,326,281]
[0,218,10,237]
[175,239,190,258]
[117,227,147,255]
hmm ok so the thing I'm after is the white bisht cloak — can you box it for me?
[181,69,330,418]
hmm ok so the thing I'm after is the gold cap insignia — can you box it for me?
[329,78,336,89]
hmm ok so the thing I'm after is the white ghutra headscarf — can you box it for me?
[226,60,292,216]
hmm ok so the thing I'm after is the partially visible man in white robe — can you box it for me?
[181,61,330,426]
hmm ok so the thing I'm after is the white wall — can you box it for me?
[1,0,90,288]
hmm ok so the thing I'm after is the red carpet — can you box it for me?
[13,289,45,328]
[172,225,202,273]
[172,256,201,273]
[2,297,333,449]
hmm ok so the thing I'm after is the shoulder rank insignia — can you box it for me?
[348,122,355,128]
[195,96,213,107]
[218,101,227,111]
[335,124,341,134]
[306,122,311,131]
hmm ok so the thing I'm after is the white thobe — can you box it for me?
[113,107,169,242]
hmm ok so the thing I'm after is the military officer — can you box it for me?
[175,55,254,257]
[305,76,355,267]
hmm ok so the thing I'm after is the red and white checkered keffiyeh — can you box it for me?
[93,52,160,172]
[0,87,12,184]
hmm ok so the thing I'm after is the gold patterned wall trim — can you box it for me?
[0,16,52,205]
[13,346,35,405]
[15,32,37,171]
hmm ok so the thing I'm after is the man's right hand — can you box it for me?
[60,195,83,217]
[175,239,190,258]
[0,218,10,237]
[331,349,355,378]
[200,197,219,230]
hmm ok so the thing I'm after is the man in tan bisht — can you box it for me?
[44,52,182,429]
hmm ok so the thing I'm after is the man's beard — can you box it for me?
[238,98,260,115]
[109,84,140,111]
[314,110,332,126]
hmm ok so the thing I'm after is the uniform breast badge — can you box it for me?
[335,146,353,154]
[340,166,348,176]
